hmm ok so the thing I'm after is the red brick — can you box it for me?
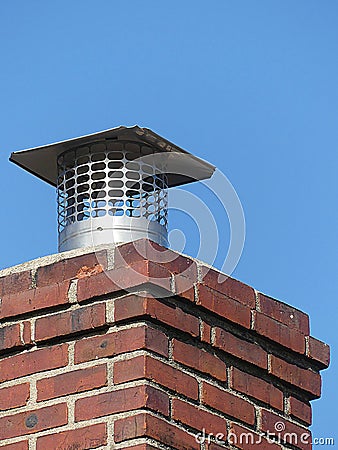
[75,384,168,421]
[114,238,166,267]
[74,324,168,364]
[230,367,283,410]
[289,396,312,425]
[0,383,30,411]
[0,282,70,320]
[261,409,311,450]
[172,398,228,437]
[174,274,195,301]
[0,271,32,297]
[114,412,197,450]
[173,339,226,382]
[114,295,199,337]
[35,303,106,342]
[201,266,256,308]
[77,260,171,303]
[22,321,31,345]
[129,259,172,292]
[77,270,120,303]
[36,423,107,450]
[254,311,305,354]
[0,441,29,450]
[114,354,199,400]
[0,403,68,440]
[201,382,255,425]
[37,364,107,401]
[198,285,251,329]
[201,321,212,344]
[269,355,321,398]
[36,251,108,287]
[306,336,330,368]
[229,423,283,450]
[214,327,267,369]
[76,264,104,279]
[258,293,309,334]
[0,344,68,382]
[114,238,198,280]
[0,323,23,351]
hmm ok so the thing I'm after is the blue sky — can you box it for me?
[0,0,337,441]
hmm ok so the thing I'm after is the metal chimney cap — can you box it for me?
[9,125,215,188]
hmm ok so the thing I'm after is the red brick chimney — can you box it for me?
[0,239,329,449]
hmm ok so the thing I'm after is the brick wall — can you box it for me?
[0,239,329,449]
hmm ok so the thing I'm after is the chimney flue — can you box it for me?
[10,125,215,252]
[56,139,169,251]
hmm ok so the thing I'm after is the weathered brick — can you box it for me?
[75,384,169,421]
[0,403,68,440]
[201,321,212,344]
[77,260,171,303]
[76,264,104,279]
[128,259,172,291]
[174,274,196,301]
[0,383,30,411]
[172,398,228,437]
[36,423,107,450]
[0,344,68,382]
[214,327,267,369]
[173,339,226,382]
[114,238,197,280]
[35,303,106,342]
[74,325,168,364]
[306,336,330,368]
[0,271,32,297]
[201,382,255,425]
[77,269,122,302]
[269,355,321,398]
[258,293,309,334]
[0,282,70,320]
[201,266,256,308]
[198,284,251,329]
[229,423,283,450]
[253,311,305,354]
[114,295,199,336]
[114,354,199,400]
[36,251,108,287]
[289,396,312,425]
[114,412,197,450]
[261,409,311,450]
[230,367,283,410]
[37,364,107,401]
[22,321,31,345]
[114,238,165,268]
[0,323,23,352]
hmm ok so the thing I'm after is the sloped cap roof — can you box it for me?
[10,125,215,188]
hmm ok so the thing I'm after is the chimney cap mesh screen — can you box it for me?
[57,140,168,233]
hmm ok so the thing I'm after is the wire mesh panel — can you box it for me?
[57,140,168,234]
